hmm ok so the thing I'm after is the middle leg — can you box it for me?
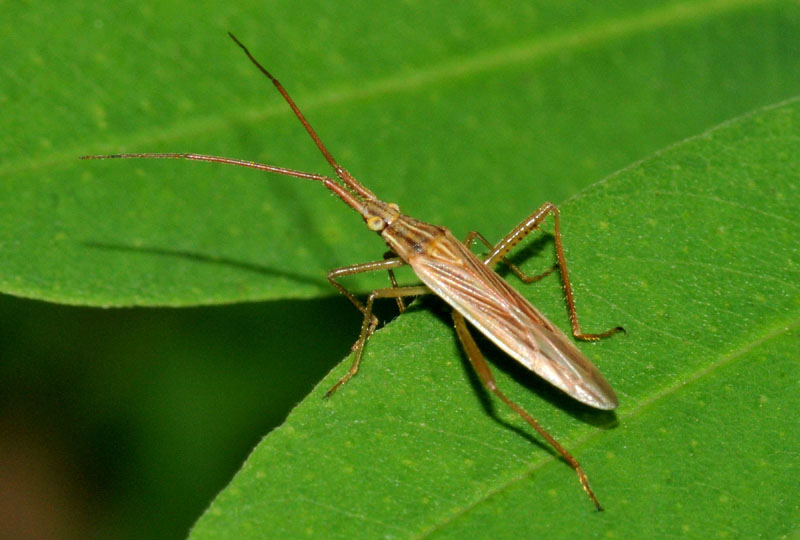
[467,202,623,341]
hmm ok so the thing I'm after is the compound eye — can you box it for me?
[366,216,385,231]
[388,202,400,212]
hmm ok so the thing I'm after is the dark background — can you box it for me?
[0,294,357,538]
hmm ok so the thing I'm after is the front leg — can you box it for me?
[327,259,429,397]
[328,258,407,350]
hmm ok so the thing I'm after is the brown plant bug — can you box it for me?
[82,33,625,510]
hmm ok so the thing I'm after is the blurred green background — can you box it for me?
[0,296,356,538]
[2,0,799,538]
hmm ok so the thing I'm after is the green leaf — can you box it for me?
[3,2,800,539]
[3,0,800,306]
[189,100,800,538]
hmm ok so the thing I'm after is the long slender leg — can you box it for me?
[464,230,556,283]
[383,251,407,313]
[473,202,623,341]
[328,258,408,350]
[452,311,603,511]
[325,284,430,398]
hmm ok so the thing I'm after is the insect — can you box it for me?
[82,33,624,510]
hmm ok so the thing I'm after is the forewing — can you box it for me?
[409,231,617,410]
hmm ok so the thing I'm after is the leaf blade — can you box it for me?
[190,99,800,538]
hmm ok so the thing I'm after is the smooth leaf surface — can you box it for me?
[2,0,800,306]
[190,100,800,538]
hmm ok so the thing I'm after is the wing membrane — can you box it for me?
[409,230,617,410]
